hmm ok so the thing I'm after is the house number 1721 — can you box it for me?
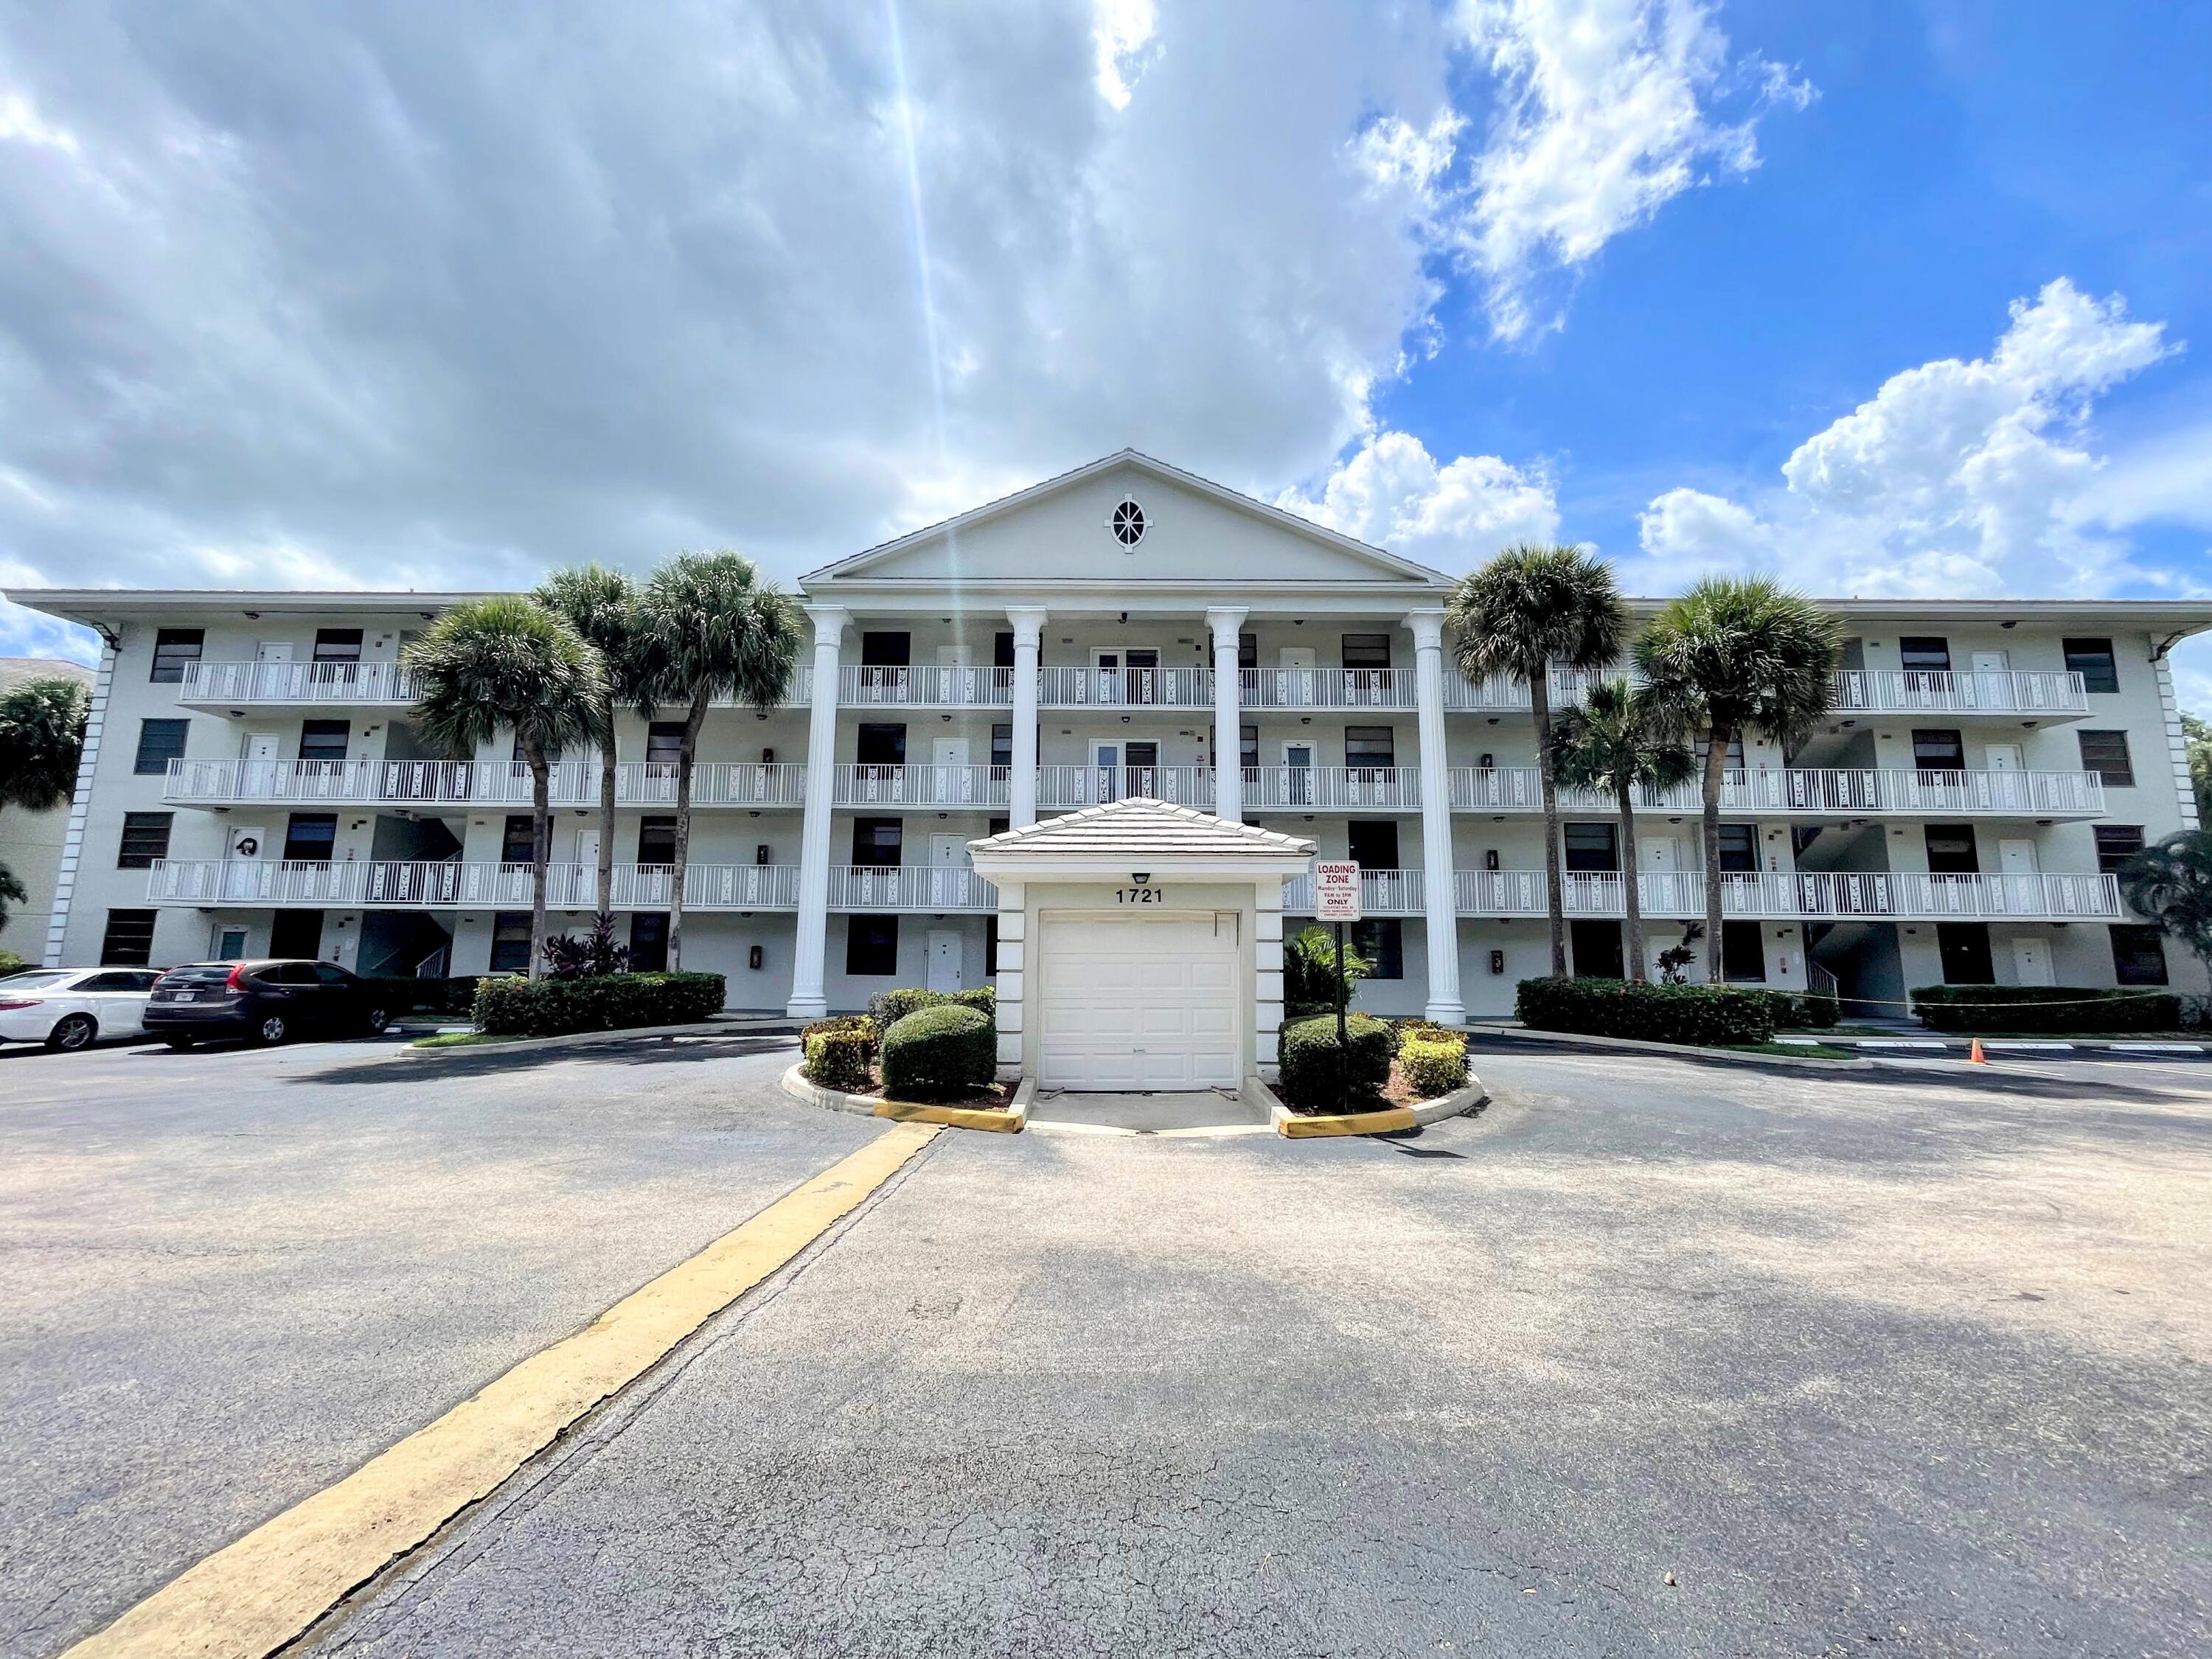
[1116,887,1164,904]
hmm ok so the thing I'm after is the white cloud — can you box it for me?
[1091,0,1159,111]
[1276,429,1559,569]
[1448,0,1812,341]
[0,90,80,154]
[1627,279,2185,597]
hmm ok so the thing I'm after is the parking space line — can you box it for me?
[62,1120,941,1659]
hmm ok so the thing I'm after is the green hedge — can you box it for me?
[1399,1033,1469,1098]
[879,1004,996,1101]
[1516,976,1778,1046]
[1909,984,2183,1034]
[473,971,726,1037]
[802,1019,876,1091]
[1277,1012,1400,1114]
[366,975,487,1016]
[865,985,995,1029]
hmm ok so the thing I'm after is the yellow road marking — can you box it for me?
[65,1121,941,1659]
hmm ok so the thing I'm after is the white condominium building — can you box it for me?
[14,451,2208,1032]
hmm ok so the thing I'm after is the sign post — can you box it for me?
[1312,861,1362,1113]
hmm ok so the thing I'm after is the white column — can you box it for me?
[1006,607,1046,827]
[786,605,849,1020]
[1408,608,1465,1026]
[1206,605,1247,821]
[44,636,116,967]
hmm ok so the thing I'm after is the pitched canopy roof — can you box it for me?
[968,797,1315,877]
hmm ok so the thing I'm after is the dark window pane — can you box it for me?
[2077,730,2134,787]
[1717,824,1758,872]
[855,723,906,766]
[1899,636,1951,672]
[2110,925,2168,987]
[490,912,532,973]
[1238,633,1258,671]
[985,915,1000,976]
[312,629,364,663]
[1239,724,1259,769]
[1911,729,1964,771]
[282,814,337,862]
[1352,917,1403,979]
[1563,822,1619,872]
[1569,919,1624,978]
[99,910,157,966]
[1720,921,1766,982]
[134,718,189,775]
[504,815,540,863]
[646,722,686,765]
[149,629,203,684]
[633,816,675,864]
[990,723,1013,768]
[2063,638,2119,694]
[298,720,349,762]
[993,631,1015,669]
[1937,922,1994,985]
[269,911,324,959]
[116,812,173,869]
[1924,824,1980,874]
[860,631,911,667]
[1346,820,1399,869]
[2095,824,2146,875]
[852,817,902,866]
[1341,633,1392,670]
[629,912,669,973]
[846,915,899,976]
[1343,725,1396,768]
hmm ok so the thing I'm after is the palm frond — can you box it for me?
[1446,543,1626,686]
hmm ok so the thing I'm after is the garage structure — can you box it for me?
[967,799,1315,1089]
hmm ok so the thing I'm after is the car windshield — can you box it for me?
[0,971,71,990]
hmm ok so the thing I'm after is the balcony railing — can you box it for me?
[826,865,997,911]
[162,758,808,809]
[1831,669,2087,716]
[840,664,1014,707]
[1245,765,1421,810]
[1448,869,2123,921]
[1037,764,1214,808]
[1039,667,1215,708]
[831,764,1008,807]
[1240,667,1415,709]
[175,663,814,709]
[1281,869,1427,915]
[1447,766,2105,817]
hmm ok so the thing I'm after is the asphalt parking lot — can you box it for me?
[7,1035,2209,1657]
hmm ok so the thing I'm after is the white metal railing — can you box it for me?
[831,764,1008,807]
[827,865,998,911]
[1806,960,1840,1001]
[1281,868,1425,915]
[839,664,1014,707]
[174,662,813,708]
[1239,667,1415,709]
[163,757,807,808]
[1037,666,1215,708]
[1244,765,1420,810]
[1447,766,2104,816]
[1447,869,2122,920]
[1037,764,1214,808]
[145,859,805,910]
[1829,669,2087,715]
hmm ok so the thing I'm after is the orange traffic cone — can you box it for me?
[1968,1038,1987,1065]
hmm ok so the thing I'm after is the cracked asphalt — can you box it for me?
[293,1046,2212,1658]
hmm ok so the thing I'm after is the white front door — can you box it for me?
[932,737,970,768]
[1998,837,2038,874]
[2011,937,2054,986]
[1279,647,1315,671]
[576,829,599,870]
[1036,912,1242,1090]
[1983,741,2025,808]
[930,737,971,802]
[254,639,294,698]
[1985,742,2023,771]
[228,824,268,860]
[936,644,973,667]
[1093,742,1121,801]
[243,730,280,764]
[928,834,967,899]
[926,929,963,993]
[256,639,293,664]
[1970,650,2008,674]
[1643,837,1677,872]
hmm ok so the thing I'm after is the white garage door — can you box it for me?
[1037,913,1241,1090]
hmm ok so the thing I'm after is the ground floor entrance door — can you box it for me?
[1036,912,1240,1090]
[926,928,962,993]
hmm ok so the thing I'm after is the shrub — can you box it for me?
[1909,984,2183,1034]
[1282,927,1371,1018]
[1399,1033,1469,1098]
[1276,1012,1399,1113]
[0,947,28,976]
[802,1023,875,1091]
[366,975,485,1015]
[473,971,726,1037]
[1516,976,1776,1046]
[864,985,996,1029]
[542,915,629,980]
[1795,992,1840,1029]
[879,1004,996,1101]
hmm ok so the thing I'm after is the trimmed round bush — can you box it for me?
[879,1004,995,1102]
[1398,1034,1469,1098]
[802,1025,875,1092]
[1276,1012,1399,1114]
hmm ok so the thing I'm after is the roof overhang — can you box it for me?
[3,589,498,629]
[968,797,1318,883]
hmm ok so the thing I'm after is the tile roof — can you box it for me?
[970,797,1315,859]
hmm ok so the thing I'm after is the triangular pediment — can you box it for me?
[804,451,1444,590]
[969,798,1316,869]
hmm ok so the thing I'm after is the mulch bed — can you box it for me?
[849,1064,1016,1111]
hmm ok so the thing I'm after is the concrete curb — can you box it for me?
[1464,1025,1879,1073]
[406,1019,800,1062]
[1410,1078,1490,1125]
[780,1063,1030,1133]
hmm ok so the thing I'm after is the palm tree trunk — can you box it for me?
[1531,669,1568,976]
[1617,777,1645,982]
[595,702,616,924]
[525,740,552,981]
[668,689,711,973]
[1702,723,1729,982]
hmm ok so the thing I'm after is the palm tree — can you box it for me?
[0,673,91,812]
[1449,544,1627,977]
[532,565,643,925]
[1548,680,1697,981]
[1635,577,1842,977]
[631,551,803,972]
[2118,831,2212,981]
[403,597,604,979]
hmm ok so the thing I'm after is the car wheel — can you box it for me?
[255,1014,288,1046]
[46,1013,97,1052]
[164,1036,197,1050]
[364,1006,391,1034]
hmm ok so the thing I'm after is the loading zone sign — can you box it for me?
[1313,860,1362,922]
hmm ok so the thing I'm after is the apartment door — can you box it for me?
[928,833,967,903]
[926,929,963,993]
[1641,836,1678,914]
[575,830,599,903]
[2011,936,2054,986]
[1091,741,1121,802]
[1282,740,1315,807]
[1279,645,1316,707]
[1969,650,2012,710]
[1983,741,2025,810]
[1999,836,2039,913]
[1970,650,2008,674]
[930,736,971,803]
[935,644,974,703]
[255,639,294,698]
[1124,740,1159,796]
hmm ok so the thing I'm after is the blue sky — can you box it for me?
[2,1,2208,690]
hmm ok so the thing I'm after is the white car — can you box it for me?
[0,967,164,1051]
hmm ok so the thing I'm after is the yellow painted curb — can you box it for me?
[1274,1104,1419,1138]
[63,1121,940,1659]
[872,1100,1023,1133]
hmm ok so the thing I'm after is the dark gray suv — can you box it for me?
[145,960,393,1048]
